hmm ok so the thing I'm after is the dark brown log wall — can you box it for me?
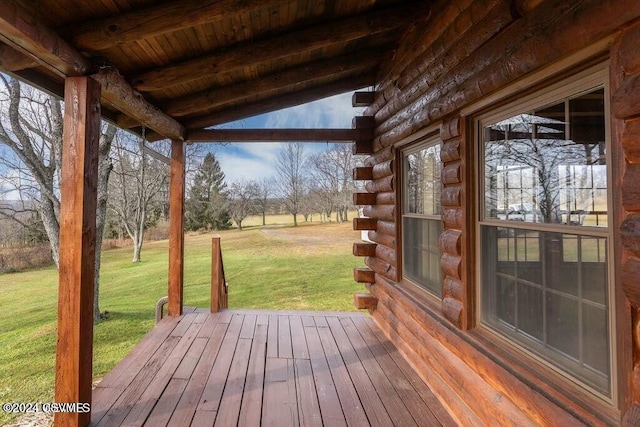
[356,0,640,424]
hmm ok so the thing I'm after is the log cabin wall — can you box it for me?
[355,0,640,424]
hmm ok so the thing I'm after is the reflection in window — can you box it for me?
[403,143,442,296]
[483,89,607,227]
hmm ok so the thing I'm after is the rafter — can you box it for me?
[131,4,423,92]
[68,0,290,52]
[165,51,382,117]
[186,128,370,143]
[0,3,185,140]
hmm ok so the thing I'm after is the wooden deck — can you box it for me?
[91,309,455,426]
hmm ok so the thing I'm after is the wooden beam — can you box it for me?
[353,192,377,205]
[353,166,374,180]
[0,0,92,77]
[55,76,101,427]
[69,0,287,52]
[353,217,378,231]
[353,293,378,310]
[174,74,376,133]
[131,5,422,92]
[168,140,185,317]
[92,68,185,140]
[187,128,360,143]
[0,43,38,71]
[353,242,377,257]
[352,91,376,107]
[354,267,375,283]
[165,51,382,117]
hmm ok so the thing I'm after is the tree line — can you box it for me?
[0,77,362,322]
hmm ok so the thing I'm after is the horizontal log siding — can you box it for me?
[360,0,640,424]
[612,20,640,425]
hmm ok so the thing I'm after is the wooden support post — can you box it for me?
[211,235,224,313]
[54,76,101,427]
[168,140,185,316]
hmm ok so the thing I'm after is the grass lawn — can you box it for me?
[0,217,364,425]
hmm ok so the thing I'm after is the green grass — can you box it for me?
[0,219,363,425]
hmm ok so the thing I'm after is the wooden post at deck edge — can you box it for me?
[168,140,185,316]
[55,76,101,427]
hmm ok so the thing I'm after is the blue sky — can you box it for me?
[208,91,364,183]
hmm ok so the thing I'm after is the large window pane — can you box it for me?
[481,226,610,395]
[403,217,442,296]
[405,145,442,215]
[483,88,607,227]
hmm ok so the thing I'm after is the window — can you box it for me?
[402,140,442,296]
[478,78,612,398]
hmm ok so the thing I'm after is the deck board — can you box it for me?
[92,309,453,426]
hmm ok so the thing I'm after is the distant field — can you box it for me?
[0,219,364,425]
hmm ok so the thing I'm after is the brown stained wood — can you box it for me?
[365,256,397,282]
[238,324,267,426]
[240,314,257,340]
[181,74,376,131]
[376,191,396,205]
[620,22,640,75]
[444,277,464,301]
[354,267,375,283]
[439,229,462,256]
[623,164,640,212]
[295,358,323,426]
[365,176,394,193]
[197,314,244,413]
[187,128,361,143]
[613,73,640,119]
[622,215,640,258]
[442,161,462,185]
[372,159,394,179]
[145,378,188,426]
[376,220,396,236]
[622,257,640,307]
[0,43,38,71]
[364,146,394,167]
[69,0,285,52]
[211,236,223,313]
[363,205,395,221]
[353,139,374,155]
[278,315,294,359]
[166,52,381,117]
[92,69,186,140]
[173,337,208,380]
[262,358,299,426]
[353,242,377,257]
[441,253,462,280]
[354,192,377,205]
[441,116,462,141]
[375,244,397,266]
[132,6,419,92]
[215,338,253,427]
[316,322,370,427]
[442,296,464,327]
[353,217,377,231]
[290,315,309,360]
[353,293,378,310]
[622,118,640,163]
[326,317,395,426]
[441,140,462,163]
[0,2,92,77]
[441,185,462,207]
[267,314,279,359]
[353,166,374,180]
[442,208,463,230]
[353,115,376,129]
[55,76,100,427]
[368,231,396,249]
[353,91,376,107]
[168,140,185,317]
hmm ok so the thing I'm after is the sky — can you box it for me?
[207,91,365,183]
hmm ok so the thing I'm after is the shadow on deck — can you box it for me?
[92,309,456,426]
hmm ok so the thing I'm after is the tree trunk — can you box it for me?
[262,212,266,226]
[238,220,243,231]
[293,213,298,226]
[132,237,142,262]
[40,197,60,268]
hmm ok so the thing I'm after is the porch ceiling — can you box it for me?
[0,0,430,141]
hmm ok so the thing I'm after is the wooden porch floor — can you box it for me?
[91,309,456,426]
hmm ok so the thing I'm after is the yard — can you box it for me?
[0,217,364,425]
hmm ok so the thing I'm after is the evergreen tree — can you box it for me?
[186,153,231,230]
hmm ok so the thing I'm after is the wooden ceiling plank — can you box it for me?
[180,73,375,131]
[0,0,93,77]
[186,128,360,143]
[165,50,382,117]
[69,0,290,52]
[131,4,420,91]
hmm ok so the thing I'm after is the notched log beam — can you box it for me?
[353,242,377,257]
[352,91,376,107]
[353,293,377,310]
[354,267,375,283]
[354,192,377,206]
[353,217,377,231]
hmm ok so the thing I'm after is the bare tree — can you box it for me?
[108,132,169,262]
[275,143,308,226]
[228,179,259,231]
[0,77,116,321]
[255,177,274,226]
